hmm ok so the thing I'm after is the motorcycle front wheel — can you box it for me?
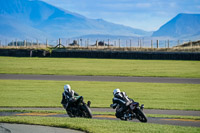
[66,109,75,117]
[135,108,147,122]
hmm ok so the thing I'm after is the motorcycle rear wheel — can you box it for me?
[82,104,92,118]
[135,108,147,122]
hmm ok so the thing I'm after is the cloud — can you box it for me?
[169,2,177,8]
[136,3,152,8]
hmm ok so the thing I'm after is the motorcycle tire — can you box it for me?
[82,104,92,118]
[135,108,147,122]
[66,109,75,117]
[120,117,127,121]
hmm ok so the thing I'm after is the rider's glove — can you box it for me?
[110,103,117,109]
[126,101,131,107]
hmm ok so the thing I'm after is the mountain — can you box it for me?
[0,0,150,40]
[152,13,200,39]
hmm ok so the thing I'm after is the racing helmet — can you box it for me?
[113,88,120,95]
[64,84,71,93]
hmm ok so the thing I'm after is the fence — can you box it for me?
[0,38,197,49]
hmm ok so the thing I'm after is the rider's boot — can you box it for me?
[140,104,144,110]
[87,101,91,107]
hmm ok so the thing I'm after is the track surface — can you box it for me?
[0,74,200,84]
[1,107,200,117]
[0,110,200,128]
[0,123,83,133]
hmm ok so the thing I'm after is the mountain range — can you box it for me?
[0,0,150,40]
[0,0,199,41]
[152,13,200,39]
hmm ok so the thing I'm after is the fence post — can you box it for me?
[59,38,62,48]
[77,39,79,47]
[142,38,144,47]
[85,40,87,48]
[37,39,39,47]
[15,39,16,46]
[177,40,180,46]
[80,38,82,47]
[168,40,170,48]
[46,39,48,47]
[16,39,18,47]
[24,40,26,47]
[156,40,159,48]
[87,39,89,48]
[68,39,70,46]
[96,40,98,47]
[190,40,192,47]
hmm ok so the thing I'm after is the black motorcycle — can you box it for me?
[111,101,147,122]
[65,96,92,118]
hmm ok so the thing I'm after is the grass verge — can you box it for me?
[0,116,200,133]
[0,57,200,78]
[0,80,200,110]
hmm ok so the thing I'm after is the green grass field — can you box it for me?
[0,80,200,110]
[0,56,200,132]
[0,116,200,133]
[0,57,200,78]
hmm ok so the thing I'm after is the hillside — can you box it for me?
[152,13,200,39]
[0,0,149,40]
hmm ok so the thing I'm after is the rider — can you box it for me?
[111,88,133,119]
[61,84,79,111]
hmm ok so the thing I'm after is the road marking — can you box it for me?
[93,115,116,118]
[15,113,59,116]
[162,119,200,122]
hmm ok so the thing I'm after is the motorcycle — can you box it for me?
[111,101,147,122]
[65,96,92,118]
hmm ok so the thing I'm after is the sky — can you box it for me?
[41,0,200,31]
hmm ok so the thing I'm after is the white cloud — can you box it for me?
[169,2,177,8]
[136,3,152,8]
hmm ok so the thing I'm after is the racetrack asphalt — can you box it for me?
[0,123,83,133]
[0,109,200,128]
[0,74,200,84]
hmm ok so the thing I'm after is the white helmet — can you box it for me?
[113,88,120,95]
[64,84,71,93]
